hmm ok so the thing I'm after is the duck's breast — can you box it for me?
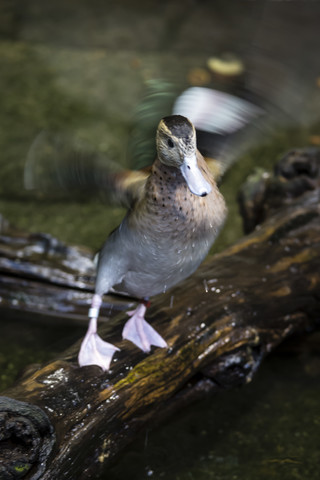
[115,160,226,298]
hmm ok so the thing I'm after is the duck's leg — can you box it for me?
[122,300,168,352]
[78,294,119,371]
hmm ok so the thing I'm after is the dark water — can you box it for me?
[0,1,320,479]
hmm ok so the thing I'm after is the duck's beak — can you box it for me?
[180,154,212,197]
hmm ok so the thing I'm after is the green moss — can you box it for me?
[13,463,32,475]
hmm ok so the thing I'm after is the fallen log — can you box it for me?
[0,226,133,326]
[0,148,319,480]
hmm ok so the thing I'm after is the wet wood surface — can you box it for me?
[0,149,319,480]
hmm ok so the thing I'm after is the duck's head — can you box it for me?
[156,115,212,197]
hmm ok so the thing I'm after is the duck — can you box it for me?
[25,86,262,372]
[78,114,227,371]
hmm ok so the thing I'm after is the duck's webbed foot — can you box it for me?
[78,320,119,371]
[122,302,168,353]
[78,295,119,371]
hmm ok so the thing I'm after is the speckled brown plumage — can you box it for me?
[99,146,226,299]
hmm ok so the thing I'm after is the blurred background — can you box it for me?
[0,0,319,250]
[0,1,319,479]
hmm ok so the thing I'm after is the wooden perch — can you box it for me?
[0,148,319,480]
[0,227,134,325]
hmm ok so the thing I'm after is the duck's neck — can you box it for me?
[150,158,183,188]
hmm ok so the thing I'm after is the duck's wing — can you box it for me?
[173,87,265,183]
[24,131,149,207]
[106,169,149,207]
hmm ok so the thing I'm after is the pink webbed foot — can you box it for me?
[122,303,168,353]
[78,317,119,371]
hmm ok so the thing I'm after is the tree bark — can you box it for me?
[0,149,319,480]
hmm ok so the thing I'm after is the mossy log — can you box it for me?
[0,149,319,480]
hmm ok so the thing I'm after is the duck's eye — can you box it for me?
[167,138,174,148]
